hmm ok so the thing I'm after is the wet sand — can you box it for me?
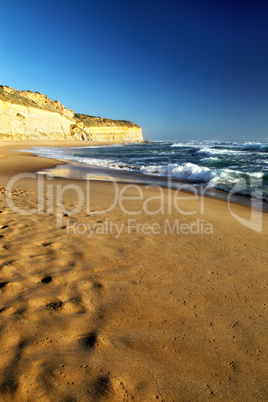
[0,141,267,401]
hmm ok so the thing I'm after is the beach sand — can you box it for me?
[0,141,267,401]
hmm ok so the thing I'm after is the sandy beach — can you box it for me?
[0,141,267,401]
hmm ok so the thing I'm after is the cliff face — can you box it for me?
[0,86,143,142]
[0,100,75,141]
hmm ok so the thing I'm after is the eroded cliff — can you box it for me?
[0,86,143,142]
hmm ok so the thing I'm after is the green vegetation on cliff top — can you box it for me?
[74,114,139,128]
[0,86,140,128]
[0,86,55,112]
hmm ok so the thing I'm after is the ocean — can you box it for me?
[27,140,268,204]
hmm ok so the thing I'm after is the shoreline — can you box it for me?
[2,140,267,212]
[36,160,268,212]
[0,140,125,181]
[0,140,267,400]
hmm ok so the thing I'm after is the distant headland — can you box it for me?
[0,86,143,142]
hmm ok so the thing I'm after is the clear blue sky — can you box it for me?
[1,0,267,141]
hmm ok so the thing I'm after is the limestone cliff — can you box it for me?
[0,86,143,142]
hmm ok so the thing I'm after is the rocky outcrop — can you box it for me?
[0,86,143,142]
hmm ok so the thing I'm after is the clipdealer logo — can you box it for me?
[5,171,263,232]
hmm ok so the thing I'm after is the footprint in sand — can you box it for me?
[42,242,52,247]
[41,276,52,284]
[46,301,63,310]
[92,375,112,398]
[79,332,98,350]
[93,281,103,290]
